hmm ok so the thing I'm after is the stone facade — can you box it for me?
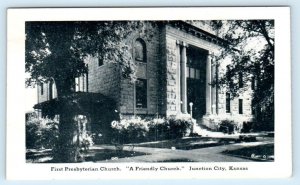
[36,21,254,129]
[87,56,121,107]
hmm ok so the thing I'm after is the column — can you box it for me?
[206,52,212,115]
[211,63,216,114]
[176,40,181,114]
[180,42,187,114]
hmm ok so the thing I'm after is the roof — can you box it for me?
[34,92,117,117]
[167,21,229,46]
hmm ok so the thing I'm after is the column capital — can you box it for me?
[175,40,188,48]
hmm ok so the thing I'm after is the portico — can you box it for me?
[176,40,217,118]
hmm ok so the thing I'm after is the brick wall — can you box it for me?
[165,36,179,116]
[37,82,49,103]
[87,56,121,108]
[158,26,167,115]
[120,23,161,115]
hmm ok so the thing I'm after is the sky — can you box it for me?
[25,86,37,112]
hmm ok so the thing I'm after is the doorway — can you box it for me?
[186,46,207,119]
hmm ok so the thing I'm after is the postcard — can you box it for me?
[6,7,291,179]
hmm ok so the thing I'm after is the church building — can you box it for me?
[35,21,254,131]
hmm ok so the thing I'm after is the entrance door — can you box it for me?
[186,46,207,119]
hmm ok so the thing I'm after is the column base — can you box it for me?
[178,113,191,119]
[201,114,219,130]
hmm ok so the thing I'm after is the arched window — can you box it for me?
[49,79,55,100]
[134,39,146,62]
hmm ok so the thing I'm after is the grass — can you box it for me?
[26,148,148,163]
[26,149,53,163]
[157,158,195,162]
[222,144,274,161]
[136,137,240,150]
[84,149,148,162]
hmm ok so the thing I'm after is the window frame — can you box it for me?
[226,92,231,113]
[40,82,44,95]
[135,78,148,109]
[133,38,148,112]
[239,99,243,114]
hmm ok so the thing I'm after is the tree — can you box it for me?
[25,21,157,162]
[211,20,274,128]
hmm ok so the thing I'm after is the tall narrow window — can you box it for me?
[75,77,79,92]
[49,80,54,100]
[40,82,44,95]
[251,99,255,115]
[226,92,231,113]
[136,78,147,108]
[239,99,243,114]
[226,65,234,88]
[134,39,146,62]
[75,75,87,92]
[98,58,103,66]
[251,76,255,90]
[239,72,243,88]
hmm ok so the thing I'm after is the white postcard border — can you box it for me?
[6,7,291,180]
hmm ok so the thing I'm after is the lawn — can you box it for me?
[84,149,148,162]
[26,148,148,163]
[135,137,240,150]
[222,144,274,161]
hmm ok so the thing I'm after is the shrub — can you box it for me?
[111,115,194,144]
[218,120,236,134]
[148,118,169,140]
[80,133,94,152]
[26,119,42,149]
[26,118,59,149]
[168,116,193,139]
[111,117,149,144]
[241,121,254,133]
[252,121,274,131]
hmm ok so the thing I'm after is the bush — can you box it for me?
[168,116,193,139]
[26,120,41,149]
[241,121,254,133]
[148,118,169,140]
[111,117,149,144]
[253,121,274,131]
[80,133,94,152]
[26,118,59,149]
[240,121,274,132]
[111,116,194,144]
[218,120,236,134]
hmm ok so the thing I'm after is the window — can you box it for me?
[239,99,243,114]
[226,66,234,88]
[134,39,146,62]
[75,75,88,92]
[239,72,243,88]
[251,99,255,115]
[251,76,255,90]
[226,92,231,113]
[135,78,147,108]
[98,58,103,66]
[49,80,54,99]
[186,67,201,80]
[40,82,44,95]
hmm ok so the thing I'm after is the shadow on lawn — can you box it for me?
[84,149,148,162]
[136,137,241,150]
[26,148,148,163]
